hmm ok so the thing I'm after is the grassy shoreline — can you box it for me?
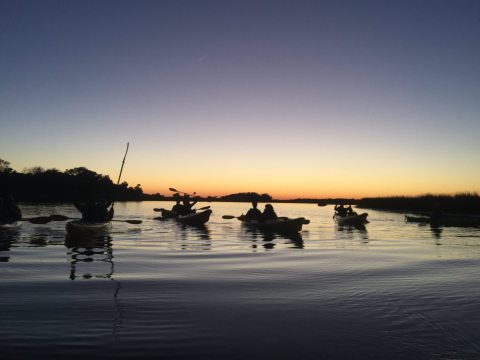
[356,193,480,215]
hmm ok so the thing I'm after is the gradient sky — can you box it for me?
[1,0,479,199]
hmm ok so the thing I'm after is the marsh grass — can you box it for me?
[357,193,480,214]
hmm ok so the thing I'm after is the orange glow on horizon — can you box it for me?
[129,159,480,200]
[139,182,479,200]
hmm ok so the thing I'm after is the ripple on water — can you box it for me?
[1,202,479,359]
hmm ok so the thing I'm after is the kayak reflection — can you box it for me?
[64,234,124,341]
[0,227,19,262]
[242,225,304,250]
[335,223,369,242]
[176,223,211,251]
[65,234,114,280]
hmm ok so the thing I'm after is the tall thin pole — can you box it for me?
[116,143,129,186]
[112,143,129,208]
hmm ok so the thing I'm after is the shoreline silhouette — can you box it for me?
[1,159,478,214]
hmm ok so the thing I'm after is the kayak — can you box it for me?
[159,209,177,219]
[405,215,431,223]
[334,213,368,226]
[66,220,112,237]
[405,215,480,228]
[0,221,20,229]
[177,209,212,226]
[238,216,306,234]
[155,209,212,226]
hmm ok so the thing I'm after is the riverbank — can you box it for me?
[356,194,480,215]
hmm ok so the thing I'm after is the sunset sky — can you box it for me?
[1,0,479,199]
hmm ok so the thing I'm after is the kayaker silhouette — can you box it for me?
[346,205,357,216]
[260,204,278,222]
[245,201,262,220]
[334,204,347,216]
[74,198,114,222]
[179,194,197,215]
[0,193,22,224]
[171,194,183,215]
[431,202,443,222]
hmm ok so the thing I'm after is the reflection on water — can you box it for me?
[0,228,18,262]
[65,235,114,280]
[335,223,369,242]
[240,224,305,250]
[27,225,66,247]
[176,223,212,251]
[1,202,480,359]
[430,224,443,239]
[0,224,66,261]
[65,234,124,341]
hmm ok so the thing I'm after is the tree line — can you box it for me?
[2,159,478,212]
[0,159,274,203]
[208,192,273,202]
[0,159,164,202]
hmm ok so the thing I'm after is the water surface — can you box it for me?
[1,202,479,359]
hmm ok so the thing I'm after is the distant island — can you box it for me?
[1,159,478,214]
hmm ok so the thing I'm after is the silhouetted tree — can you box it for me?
[218,192,273,202]
[0,159,14,174]
[0,159,162,202]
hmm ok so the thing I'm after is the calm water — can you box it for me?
[1,202,480,359]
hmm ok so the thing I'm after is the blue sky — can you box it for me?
[1,0,479,198]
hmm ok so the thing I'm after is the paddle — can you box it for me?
[49,214,142,225]
[111,142,129,210]
[192,206,211,211]
[169,187,196,197]
[20,216,52,224]
[154,206,210,212]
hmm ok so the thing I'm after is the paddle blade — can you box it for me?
[110,219,142,224]
[222,215,236,219]
[153,208,164,212]
[50,214,71,221]
[125,220,142,224]
[169,188,178,192]
[23,216,52,224]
